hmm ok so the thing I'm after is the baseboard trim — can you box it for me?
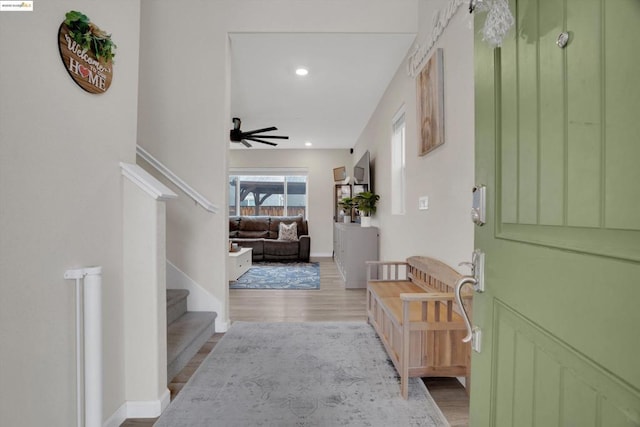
[310,252,333,258]
[127,388,171,418]
[103,403,127,427]
[103,389,171,426]
[167,260,229,332]
[167,260,221,312]
[216,318,229,332]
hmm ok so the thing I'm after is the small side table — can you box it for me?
[228,247,252,281]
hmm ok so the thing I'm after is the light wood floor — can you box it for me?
[229,257,368,322]
[121,257,469,427]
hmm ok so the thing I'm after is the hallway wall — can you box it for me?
[0,2,141,425]
[353,0,475,269]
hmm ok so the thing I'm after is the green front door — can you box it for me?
[471,0,640,425]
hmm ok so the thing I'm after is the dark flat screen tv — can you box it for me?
[353,151,370,189]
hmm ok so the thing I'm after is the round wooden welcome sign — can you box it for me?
[58,11,115,94]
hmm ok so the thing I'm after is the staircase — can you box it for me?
[166,289,216,381]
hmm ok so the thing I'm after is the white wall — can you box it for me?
[0,2,140,426]
[229,149,352,256]
[354,0,475,269]
[137,0,419,327]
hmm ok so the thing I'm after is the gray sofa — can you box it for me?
[229,215,310,262]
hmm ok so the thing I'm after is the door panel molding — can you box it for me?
[496,224,640,263]
[493,0,640,262]
[492,300,640,426]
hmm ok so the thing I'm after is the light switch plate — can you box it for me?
[418,196,429,210]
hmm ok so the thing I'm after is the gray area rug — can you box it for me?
[230,262,320,290]
[154,322,449,427]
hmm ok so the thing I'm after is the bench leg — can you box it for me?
[465,346,471,394]
[366,290,371,324]
[401,302,410,399]
[401,374,409,399]
[401,333,409,398]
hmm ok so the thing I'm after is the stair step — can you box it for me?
[166,289,189,326]
[167,311,216,381]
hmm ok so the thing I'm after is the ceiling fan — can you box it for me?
[229,117,289,148]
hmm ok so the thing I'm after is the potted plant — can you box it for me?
[354,191,380,227]
[338,197,356,223]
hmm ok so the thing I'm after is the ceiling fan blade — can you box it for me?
[241,126,278,136]
[245,137,277,147]
[242,134,289,140]
[229,118,287,148]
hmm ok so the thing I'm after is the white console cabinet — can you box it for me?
[333,223,379,288]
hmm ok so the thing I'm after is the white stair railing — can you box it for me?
[136,144,219,213]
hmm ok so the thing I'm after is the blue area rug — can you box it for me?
[230,262,320,290]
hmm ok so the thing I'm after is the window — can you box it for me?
[229,176,238,215]
[391,107,406,215]
[228,171,308,218]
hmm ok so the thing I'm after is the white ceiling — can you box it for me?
[229,32,416,150]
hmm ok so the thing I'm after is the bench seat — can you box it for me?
[367,281,423,297]
[380,297,465,325]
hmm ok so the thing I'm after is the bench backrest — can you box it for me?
[407,256,462,293]
[407,256,472,319]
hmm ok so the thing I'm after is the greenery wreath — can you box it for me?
[64,11,117,63]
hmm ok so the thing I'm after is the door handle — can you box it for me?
[455,276,482,352]
[459,249,485,292]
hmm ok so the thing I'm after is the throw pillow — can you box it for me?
[278,222,298,241]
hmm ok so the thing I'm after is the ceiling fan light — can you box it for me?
[295,67,309,76]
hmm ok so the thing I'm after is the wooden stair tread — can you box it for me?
[166,289,190,326]
[167,311,216,381]
[166,289,189,307]
[167,311,216,362]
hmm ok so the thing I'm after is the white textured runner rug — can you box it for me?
[154,322,449,427]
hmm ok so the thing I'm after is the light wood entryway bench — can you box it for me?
[366,256,471,398]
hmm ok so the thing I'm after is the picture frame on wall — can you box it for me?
[416,48,445,156]
[333,166,347,182]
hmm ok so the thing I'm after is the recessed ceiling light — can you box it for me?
[295,68,309,76]
[305,141,312,147]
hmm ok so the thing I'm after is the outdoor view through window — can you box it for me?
[229,175,307,217]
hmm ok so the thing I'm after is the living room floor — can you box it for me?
[121,257,469,426]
